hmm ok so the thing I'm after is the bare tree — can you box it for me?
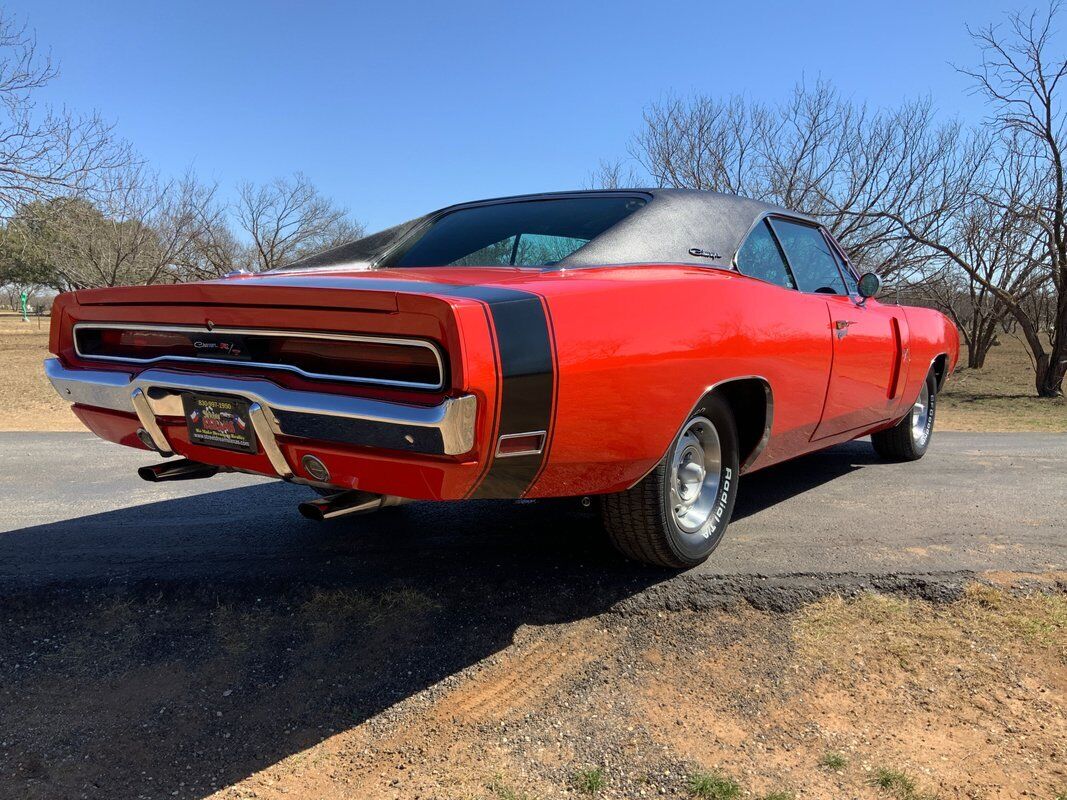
[23,165,213,289]
[623,83,934,282]
[0,13,131,215]
[235,173,363,271]
[586,158,642,189]
[170,175,251,280]
[919,176,1045,369]
[632,94,769,195]
[955,2,1067,395]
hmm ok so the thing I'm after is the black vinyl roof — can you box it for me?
[279,189,812,272]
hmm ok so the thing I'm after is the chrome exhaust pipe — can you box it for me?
[298,490,407,521]
[138,459,220,483]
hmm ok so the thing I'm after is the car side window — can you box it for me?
[822,229,859,295]
[735,221,796,289]
[768,218,848,295]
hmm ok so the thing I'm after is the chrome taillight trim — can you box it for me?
[71,323,446,391]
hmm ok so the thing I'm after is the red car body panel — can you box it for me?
[47,262,959,502]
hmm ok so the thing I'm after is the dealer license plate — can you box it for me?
[182,393,257,453]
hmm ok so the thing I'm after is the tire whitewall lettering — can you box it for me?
[872,369,938,461]
[601,396,741,568]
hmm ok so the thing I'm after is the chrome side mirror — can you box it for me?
[857,272,882,302]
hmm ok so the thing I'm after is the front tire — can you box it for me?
[601,396,741,568]
[871,370,937,461]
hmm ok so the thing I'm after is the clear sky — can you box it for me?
[4,0,1045,231]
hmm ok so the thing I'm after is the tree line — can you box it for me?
[0,13,362,309]
[594,5,1066,397]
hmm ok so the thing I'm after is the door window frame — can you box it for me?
[819,227,862,296]
[732,218,799,291]
[757,214,857,297]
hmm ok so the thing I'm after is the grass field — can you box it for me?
[0,312,81,431]
[938,337,1067,432]
[1,311,1064,433]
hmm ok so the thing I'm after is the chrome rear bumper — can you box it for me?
[45,359,477,473]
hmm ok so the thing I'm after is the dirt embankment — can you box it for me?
[1,575,1063,800]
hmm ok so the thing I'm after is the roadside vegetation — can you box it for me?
[686,771,741,799]
[939,339,1067,431]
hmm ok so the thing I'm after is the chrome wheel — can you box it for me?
[911,381,931,447]
[668,416,722,535]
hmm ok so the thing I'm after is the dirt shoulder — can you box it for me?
[0,575,1062,800]
[2,311,1065,433]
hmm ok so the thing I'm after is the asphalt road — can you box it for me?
[0,431,1063,590]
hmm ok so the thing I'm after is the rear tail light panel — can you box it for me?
[73,324,445,390]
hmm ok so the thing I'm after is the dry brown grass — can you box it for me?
[0,311,81,430]
[795,584,1067,670]
[939,336,1067,432]
[2,310,1064,432]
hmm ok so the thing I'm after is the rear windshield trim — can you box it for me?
[375,191,653,270]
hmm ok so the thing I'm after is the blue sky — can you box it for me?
[6,0,1044,231]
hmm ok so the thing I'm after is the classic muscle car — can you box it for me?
[45,190,959,567]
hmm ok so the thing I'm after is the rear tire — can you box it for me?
[601,395,741,568]
[872,370,937,461]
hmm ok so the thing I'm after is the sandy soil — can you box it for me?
[213,586,1065,800]
[3,580,1061,799]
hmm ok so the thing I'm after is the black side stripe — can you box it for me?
[444,286,555,499]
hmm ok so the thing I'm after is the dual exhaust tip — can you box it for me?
[297,490,406,521]
[137,459,220,482]
[136,457,403,521]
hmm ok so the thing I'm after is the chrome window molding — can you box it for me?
[71,323,446,391]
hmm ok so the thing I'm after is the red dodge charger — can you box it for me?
[45,190,959,567]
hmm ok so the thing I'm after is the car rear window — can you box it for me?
[381,196,647,268]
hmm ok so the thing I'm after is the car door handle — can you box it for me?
[834,320,855,330]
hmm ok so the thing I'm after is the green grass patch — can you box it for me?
[869,766,939,800]
[820,751,847,771]
[870,767,916,795]
[687,771,741,800]
[486,775,535,800]
[573,767,605,796]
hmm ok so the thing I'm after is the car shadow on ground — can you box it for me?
[0,441,879,799]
